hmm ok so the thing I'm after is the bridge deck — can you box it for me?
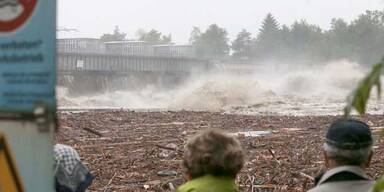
[57,53,209,73]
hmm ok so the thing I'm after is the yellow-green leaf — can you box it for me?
[344,59,384,117]
[374,175,384,192]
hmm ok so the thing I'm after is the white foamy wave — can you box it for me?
[169,74,275,111]
[276,61,363,99]
[57,60,384,115]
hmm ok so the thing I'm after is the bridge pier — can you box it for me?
[58,72,107,95]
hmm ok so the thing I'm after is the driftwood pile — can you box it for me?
[56,110,384,192]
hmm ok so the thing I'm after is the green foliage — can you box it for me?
[348,11,384,65]
[231,29,253,59]
[245,10,384,65]
[348,58,384,191]
[287,20,326,61]
[374,176,384,192]
[259,13,280,37]
[138,29,172,44]
[252,14,329,62]
[160,34,172,44]
[192,24,229,59]
[99,10,384,63]
[253,13,282,60]
[100,26,126,42]
[189,26,201,44]
[139,29,161,43]
[343,58,384,191]
[344,59,383,116]
[327,18,351,59]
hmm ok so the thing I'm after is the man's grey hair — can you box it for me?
[323,143,372,166]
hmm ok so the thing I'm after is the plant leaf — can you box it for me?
[374,175,384,192]
[344,59,384,117]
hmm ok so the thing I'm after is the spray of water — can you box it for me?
[57,60,384,115]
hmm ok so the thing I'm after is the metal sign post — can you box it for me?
[0,0,57,191]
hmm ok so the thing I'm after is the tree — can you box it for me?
[259,13,280,39]
[194,24,229,59]
[135,28,147,39]
[344,59,383,116]
[279,24,292,59]
[138,29,172,44]
[227,10,384,65]
[189,26,202,44]
[160,34,172,44]
[327,18,352,60]
[100,26,126,42]
[348,10,384,66]
[138,29,161,43]
[231,29,253,59]
[253,13,282,60]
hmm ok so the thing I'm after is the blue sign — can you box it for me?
[0,0,56,113]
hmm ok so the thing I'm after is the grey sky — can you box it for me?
[58,0,384,43]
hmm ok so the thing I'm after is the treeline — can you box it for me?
[100,10,384,66]
[193,10,384,66]
[100,27,172,45]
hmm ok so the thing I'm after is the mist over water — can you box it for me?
[57,60,384,116]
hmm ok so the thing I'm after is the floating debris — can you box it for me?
[157,170,178,177]
[56,110,384,191]
[229,130,272,137]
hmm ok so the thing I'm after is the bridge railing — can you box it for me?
[57,53,210,74]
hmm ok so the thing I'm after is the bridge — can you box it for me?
[57,53,209,74]
[57,53,210,94]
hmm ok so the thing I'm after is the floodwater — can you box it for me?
[57,60,384,116]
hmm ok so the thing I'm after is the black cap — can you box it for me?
[325,119,373,150]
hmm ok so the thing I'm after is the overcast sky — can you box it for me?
[58,0,384,43]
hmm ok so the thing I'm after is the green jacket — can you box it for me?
[177,175,238,192]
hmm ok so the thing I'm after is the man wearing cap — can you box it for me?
[308,118,374,192]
